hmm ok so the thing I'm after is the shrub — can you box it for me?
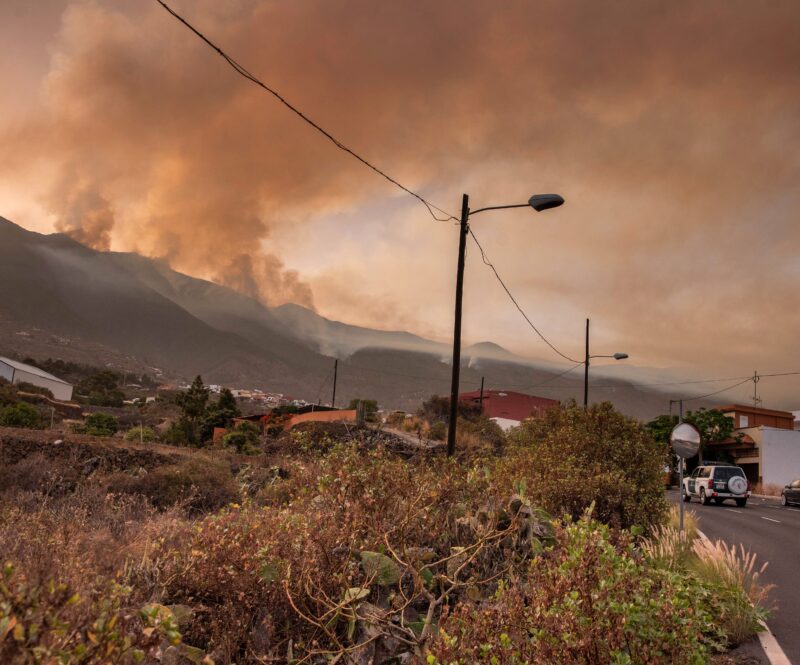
[15,381,54,399]
[504,401,668,531]
[429,514,722,664]
[113,457,238,513]
[418,394,482,424]
[222,421,261,455]
[125,425,157,443]
[80,412,119,436]
[429,420,447,440]
[0,402,43,429]
[0,453,80,498]
[0,562,165,664]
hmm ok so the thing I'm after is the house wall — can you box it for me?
[759,427,800,487]
[11,368,73,401]
[725,407,794,430]
[0,361,13,383]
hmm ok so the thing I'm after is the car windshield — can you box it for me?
[714,467,745,481]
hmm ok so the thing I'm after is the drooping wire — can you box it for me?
[154,0,457,223]
[468,228,582,364]
[498,362,585,392]
[679,377,755,403]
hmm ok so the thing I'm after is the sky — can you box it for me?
[2,0,800,403]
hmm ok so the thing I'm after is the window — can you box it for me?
[739,414,749,428]
[699,468,712,478]
[714,467,745,481]
[690,468,700,478]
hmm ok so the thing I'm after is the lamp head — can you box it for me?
[528,193,565,212]
[613,353,629,360]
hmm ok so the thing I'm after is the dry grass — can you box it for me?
[691,537,774,646]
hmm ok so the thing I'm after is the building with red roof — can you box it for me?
[459,390,559,430]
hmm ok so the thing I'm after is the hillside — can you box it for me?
[1,216,701,417]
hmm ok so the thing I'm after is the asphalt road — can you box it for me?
[667,489,799,664]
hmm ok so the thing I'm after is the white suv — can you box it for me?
[683,464,750,507]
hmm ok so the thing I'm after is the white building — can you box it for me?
[0,357,74,401]
[706,405,800,487]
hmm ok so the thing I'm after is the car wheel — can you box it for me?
[736,498,747,508]
[700,488,710,505]
[781,494,787,506]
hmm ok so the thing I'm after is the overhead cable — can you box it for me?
[468,228,582,364]
[154,0,457,223]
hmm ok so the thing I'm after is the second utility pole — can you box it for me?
[447,194,470,457]
[583,318,590,408]
[331,358,338,408]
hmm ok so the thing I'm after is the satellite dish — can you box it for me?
[670,422,701,459]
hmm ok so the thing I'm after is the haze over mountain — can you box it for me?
[0,217,743,417]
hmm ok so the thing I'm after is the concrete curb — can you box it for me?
[751,493,781,501]
[696,529,791,665]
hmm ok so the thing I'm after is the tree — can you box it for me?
[684,408,736,444]
[645,414,679,446]
[648,408,738,468]
[175,376,210,421]
[222,421,261,455]
[347,398,378,421]
[173,376,210,446]
[200,388,241,441]
[75,370,124,407]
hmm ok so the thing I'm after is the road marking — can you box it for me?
[727,509,743,514]
[758,622,792,665]
[760,517,781,523]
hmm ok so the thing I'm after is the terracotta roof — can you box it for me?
[459,390,559,422]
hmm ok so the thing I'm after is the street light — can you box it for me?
[446,192,565,456]
[583,317,628,408]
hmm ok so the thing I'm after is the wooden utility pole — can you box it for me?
[331,359,338,408]
[751,370,762,408]
[447,194,470,457]
[583,318,590,408]
[478,376,485,410]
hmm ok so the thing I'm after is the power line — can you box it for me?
[496,362,584,392]
[678,377,754,403]
[154,0,457,223]
[468,228,581,364]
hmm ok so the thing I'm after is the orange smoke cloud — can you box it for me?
[1,0,800,379]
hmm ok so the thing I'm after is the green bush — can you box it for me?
[0,402,43,429]
[222,421,261,455]
[79,412,119,437]
[504,401,668,531]
[125,425,157,443]
[429,514,723,664]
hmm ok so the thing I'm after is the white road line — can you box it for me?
[758,623,793,665]
[727,509,743,514]
[760,517,781,523]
